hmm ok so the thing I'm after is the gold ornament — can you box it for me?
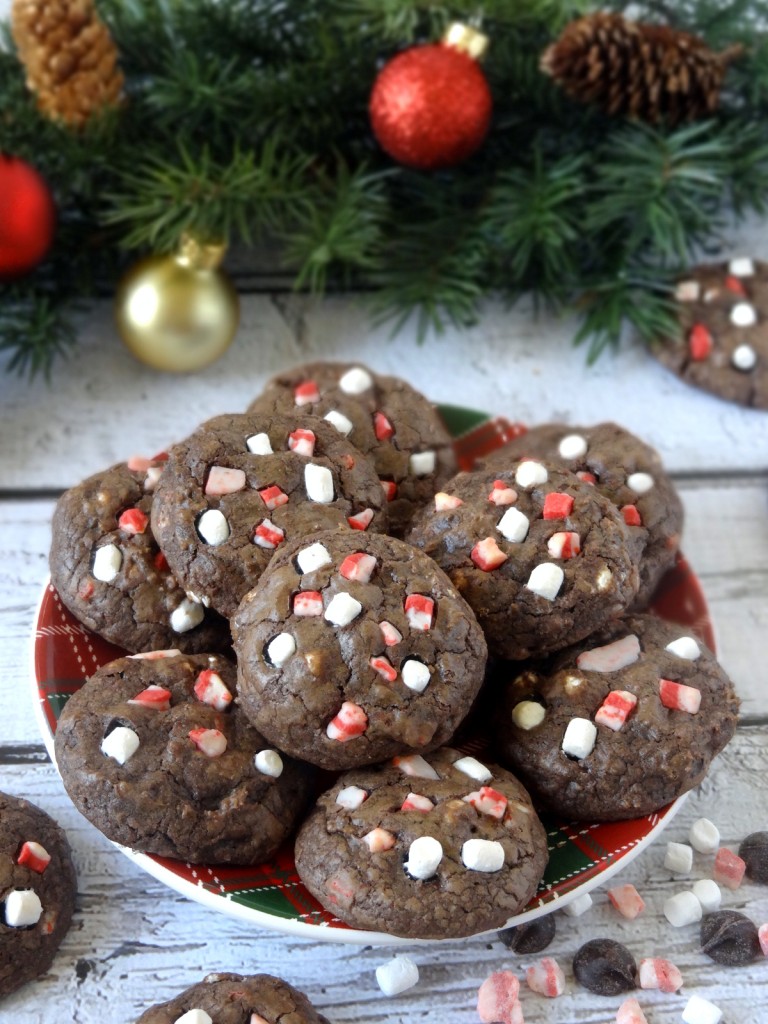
[115,235,240,373]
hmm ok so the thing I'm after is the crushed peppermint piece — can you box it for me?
[188,727,227,758]
[676,280,701,302]
[665,636,701,660]
[410,451,436,476]
[326,701,367,741]
[577,634,641,673]
[376,956,419,997]
[616,998,649,1024]
[340,552,377,583]
[348,508,374,530]
[515,460,548,488]
[558,434,588,459]
[363,828,396,852]
[294,380,320,405]
[512,701,545,730]
[259,484,289,510]
[621,504,642,527]
[759,923,768,956]
[379,479,397,501]
[336,786,367,809]
[713,848,746,890]
[128,649,181,660]
[732,343,757,371]
[304,464,335,503]
[543,491,574,519]
[627,472,654,494]
[472,536,508,571]
[266,632,296,666]
[4,889,43,928]
[144,466,163,491]
[526,957,566,998]
[638,958,683,993]
[92,543,122,582]
[404,594,434,630]
[659,678,701,714]
[296,542,332,574]
[462,838,505,872]
[435,491,463,510]
[128,685,172,711]
[526,562,564,600]
[379,620,402,646]
[562,717,596,759]
[547,531,580,559]
[595,690,637,731]
[16,841,51,874]
[464,787,508,820]
[730,301,757,327]
[608,884,645,919]
[197,509,230,546]
[288,428,316,456]
[324,592,363,626]
[118,507,148,535]
[453,756,492,783]
[246,432,273,455]
[324,410,353,436]
[577,470,596,485]
[170,597,205,633]
[401,659,431,693]
[254,749,283,777]
[401,793,433,813]
[101,726,140,764]
[488,479,517,506]
[497,507,529,543]
[194,670,232,711]
[393,754,439,780]
[369,655,397,682]
[339,366,373,394]
[205,466,246,496]
[477,972,521,1024]
[689,323,713,361]
[253,519,285,549]
[373,411,394,441]
[404,835,443,879]
[293,591,324,617]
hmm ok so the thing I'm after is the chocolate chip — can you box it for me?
[700,910,761,966]
[738,831,768,884]
[573,938,637,995]
[498,914,556,954]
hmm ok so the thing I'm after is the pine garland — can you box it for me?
[1,0,768,376]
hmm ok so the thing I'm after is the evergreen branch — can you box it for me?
[0,293,78,378]
[573,273,680,363]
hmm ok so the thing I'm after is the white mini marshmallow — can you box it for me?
[562,718,597,759]
[664,890,702,927]
[675,279,701,302]
[512,701,546,730]
[665,636,701,660]
[692,878,722,913]
[562,892,593,917]
[732,343,757,371]
[267,632,296,666]
[689,818,720,854]
[409,451,436,476]
[664,842,694,874]
[376,956,419,997]
[730,302,757,328]
[558,433,588,459]
[324,410,354,436]
[497,506,529,543]
[515,461,548,488]
[401,659,431,693]
[461,838,505,872]
[254,749,284,778]
[596,566,613,591]
[405,836,443,879]
[452,756,492,783]
[174,1011,213,1024]
[101,726,140,765]
[526,562,564,601]
[296,542,332,574]
[4,888,43,927]
[246,432,273,455]
[92,543,122,582]
[627,472,654,494]
[324,592,363,627]
[170,597,205,633]
[339,366,373,394]
[336,785,368,810]
[729,256,755,277]
[681,994,722,1024]
[197,508,230,546]
[305,463,335,503]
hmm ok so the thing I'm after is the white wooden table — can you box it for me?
[1,283,767,1024]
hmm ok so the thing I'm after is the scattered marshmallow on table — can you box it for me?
[664,890,702,927]
[174,1011,212,1024]
[690,817,720,854]
[693,878,722,913]
[682,994,723,1024]
[375,956,419,997]
[665,841,694,874]
[562,892,593,917]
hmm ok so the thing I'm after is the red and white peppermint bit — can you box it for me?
[608,883,645,919]
[725,274,748,296]
[362,828,396,853]
[379,620,403,646]
[621,504,642,527]
[595,690,638,731]
[154,551,169,572]
[205,465,246,496]
[577,633,641,673]
[128,648,181,660]
[638,957,683,993]
[369,655,397,682]
[340,552,378,583]
[259,485,289,511]
[616,998,649,1024]
[253,519,285,549]
[336,786,368,810]
[759,923,768,957]
[373,411,394,441]
[326,701,367,742]
[127,454,152,472]
[526,957,565,998]
[542,492,574,520]
[577,470,596,485]
[188,728,227,758]
[477,971,522,1024]
[471,536,508,572]
[144,466,163,491]
[434,491,463,511]
[16,841,51,874]
[293,590,324,617]
[380,479,397,501]
[128,685,172,711]
[464,786,508,820]
[250,1014,270,1024]
[547,531,580,559]
[689,323,714,361]
[78,578,95,600]
[392,753,440,780]
[340,453,356,470]
[488,479,517,506]
[193,670,232,711]
[404,593,435,630]
[294,380,320,405]
[659,678,702,714]
[118,507,149,535]
[713,847,746,890]
[348,508,374,531]
[288,428,316,457]
[401,792,433,813]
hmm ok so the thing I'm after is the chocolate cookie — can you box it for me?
[50,459,230,654]
[406,459,638,660]
[151,412,388,619]
[653,258,768,408]
[135,972,330,1024]
[294,747,548,939]
[54,652,314,864]
[248,361,456,535]
[480,422,683,608]
[233,529,487,770]
[1,792,77,999]
[494,614,739,820]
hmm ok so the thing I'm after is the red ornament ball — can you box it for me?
[369,43,492,170]
[0,154,57,279]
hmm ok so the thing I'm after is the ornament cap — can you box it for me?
[443,22,489,61]
[175,233,228,272]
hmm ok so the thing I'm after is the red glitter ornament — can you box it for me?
[0,154,56,278]
[369,24,492,170]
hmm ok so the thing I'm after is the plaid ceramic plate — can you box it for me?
[31,407,714,944]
